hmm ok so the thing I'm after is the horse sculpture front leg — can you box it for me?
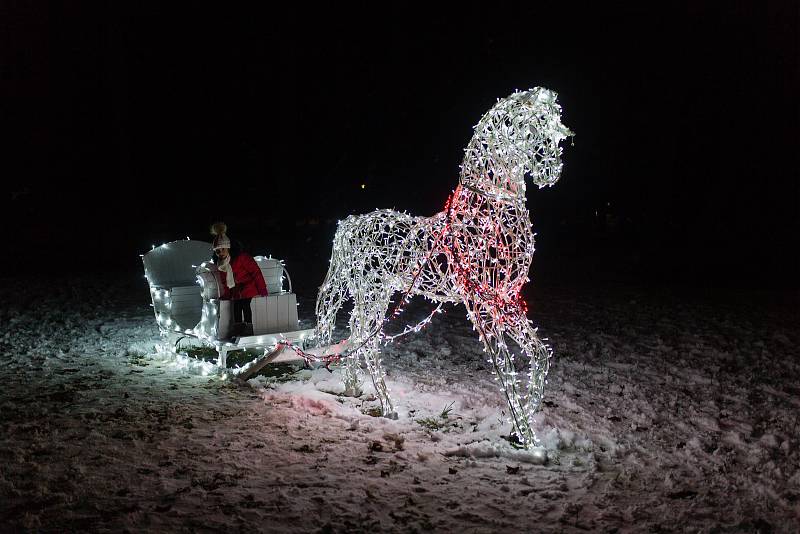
[464,297,548,447]
[348,289,396,417]
[506,310,552,429]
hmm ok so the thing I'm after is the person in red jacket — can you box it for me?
[210,222,268,337]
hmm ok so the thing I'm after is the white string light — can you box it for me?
[315,88,573,447]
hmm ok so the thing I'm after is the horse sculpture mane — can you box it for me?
[315,87,573,448]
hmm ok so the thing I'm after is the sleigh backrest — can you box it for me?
[142,240,212,332]
[143,240,212,289]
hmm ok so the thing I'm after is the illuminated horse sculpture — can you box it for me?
[315,88,572,447]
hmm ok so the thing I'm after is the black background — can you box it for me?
[2,2,797,289]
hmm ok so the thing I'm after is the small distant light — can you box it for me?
[361,184,366,189]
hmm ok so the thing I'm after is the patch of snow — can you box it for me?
[0,277,798,532]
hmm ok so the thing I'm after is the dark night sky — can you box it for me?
[2,2,797,287]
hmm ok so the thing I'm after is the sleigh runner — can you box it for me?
[142,239,317,377]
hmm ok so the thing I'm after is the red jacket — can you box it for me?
[218,253,268,300]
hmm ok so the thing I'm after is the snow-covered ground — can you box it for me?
[1,275,798,532]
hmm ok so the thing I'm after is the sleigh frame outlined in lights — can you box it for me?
[141,240,324,379]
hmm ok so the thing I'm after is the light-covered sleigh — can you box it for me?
[142,239,316,378]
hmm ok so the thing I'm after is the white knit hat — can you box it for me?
[210,222,231,250]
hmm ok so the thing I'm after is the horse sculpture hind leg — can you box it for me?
[315,259,364,397]
[315,211,408,411]
[349,287,395,417]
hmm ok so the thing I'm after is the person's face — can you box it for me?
[216,247,230,259]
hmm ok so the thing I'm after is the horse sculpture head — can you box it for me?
[461,87,573,195]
